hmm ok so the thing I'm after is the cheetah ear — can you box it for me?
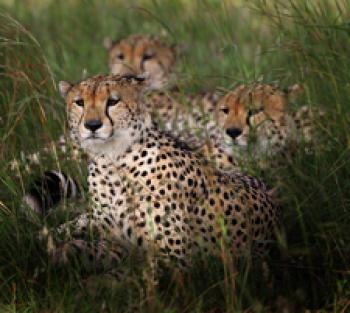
[58,81,72,98]
[103,37,113,50]
[287,84,303,102]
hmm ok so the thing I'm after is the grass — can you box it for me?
[0,0,349,312]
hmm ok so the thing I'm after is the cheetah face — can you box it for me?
[216,84,290,148]
[59,74,149,157]
[104,34,177,91]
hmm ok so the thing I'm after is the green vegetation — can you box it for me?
[0,0,349,312]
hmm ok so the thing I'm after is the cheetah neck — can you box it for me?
[87,113,154,162]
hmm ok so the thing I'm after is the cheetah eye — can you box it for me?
[116,53,124,60]
[143,52,154,61]
[75,99,84,107]
[107,97,120,107]
[221,107,229,115]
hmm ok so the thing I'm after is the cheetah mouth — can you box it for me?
[81,128,114,140]
[82,133,113,143]
[86,136,105,141]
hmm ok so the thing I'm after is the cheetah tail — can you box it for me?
[22,170,79,216]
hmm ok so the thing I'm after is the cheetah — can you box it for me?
[103,33,179,91]
[50,74,280,273]
[215,83,324,168]
[20,34,224,213]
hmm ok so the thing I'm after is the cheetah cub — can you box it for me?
[52,74,280,272]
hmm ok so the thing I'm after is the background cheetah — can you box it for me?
[103,33,179,91]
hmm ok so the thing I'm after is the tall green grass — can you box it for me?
[0,0,349,312]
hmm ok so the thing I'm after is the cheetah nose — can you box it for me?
[84,119,103,132]
[226,128,242,139]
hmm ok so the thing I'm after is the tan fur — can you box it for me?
[104,34,177,90]
[216,84,290,130]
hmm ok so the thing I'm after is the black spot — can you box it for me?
[225,205,233,216]
[104,217,113,226]
[127,227,132,237]
[223,192,229,200]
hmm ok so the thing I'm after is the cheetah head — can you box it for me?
[216,83,302,148]
[59,74,151,158]
[103,34,178,91]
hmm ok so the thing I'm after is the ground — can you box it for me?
[0,1,349,312]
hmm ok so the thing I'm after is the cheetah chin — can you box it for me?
[81,129,135,158]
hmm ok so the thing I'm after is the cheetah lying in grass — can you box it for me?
[47,74,280,274]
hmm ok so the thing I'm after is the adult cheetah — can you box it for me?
[50,74,280,273]
[103,33,179,91]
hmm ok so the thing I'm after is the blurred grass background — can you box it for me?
[0,0,349,312]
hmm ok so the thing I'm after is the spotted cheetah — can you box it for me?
[215,83,324,167]
[20,34,224,213]
[50,74,280,273]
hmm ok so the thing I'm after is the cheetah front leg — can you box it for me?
[47,211,129,276]
[51,237,131,295]
[51,238,126,271]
